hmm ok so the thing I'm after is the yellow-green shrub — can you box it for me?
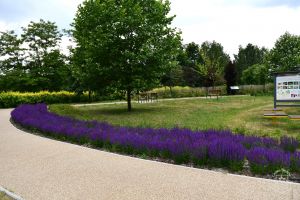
[151,86,226,98]
[150,85,272,99]
[0,91,94,108]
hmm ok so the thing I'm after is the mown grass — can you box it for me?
[0,192,13,200]
[50,96,300,140]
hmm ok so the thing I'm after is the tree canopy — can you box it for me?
[234,43,267,83]
[197,41,230,87]
[241,64,269,85]
[72,0,181,111]
[267,32,300,72]
[0,20,69,92]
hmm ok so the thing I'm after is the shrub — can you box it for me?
[208,139,245,171]
[241,136,278,149]
[150,86,225,98]
[280,136,299,153]
[238,84,273,96]
[291,152,300,173]
[0,91,100,108]
[148,84,273,99]
[247,147,291,174]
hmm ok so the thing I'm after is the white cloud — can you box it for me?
[0,21,8,32]
[0,0,82,32]
[60,36,75,55]
[170,0,300,57]
[1,0,300,59]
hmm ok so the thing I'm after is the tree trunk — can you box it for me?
[88,90,91,102]
[169,86,173,97]
[127,89,132,112]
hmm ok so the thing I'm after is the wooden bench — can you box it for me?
[138,93,148,103]
[288,115,300,120]
[263,108,283,112]
[148,93,158,102]
[263,112,288,118]
[207,89,221,99]
[137,92,158,103]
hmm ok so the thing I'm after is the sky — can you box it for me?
[0,0,300,57]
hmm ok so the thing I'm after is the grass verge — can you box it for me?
[50,96,300,140]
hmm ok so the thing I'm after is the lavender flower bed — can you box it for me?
[11,104,300,174]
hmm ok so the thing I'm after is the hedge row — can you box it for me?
[0,84,273,108]
[0,91,99,108]
[151,84,273,99]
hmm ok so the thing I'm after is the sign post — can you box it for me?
[274,71,300,109]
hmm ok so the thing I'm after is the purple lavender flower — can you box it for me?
[280,136,299,153]
[247,147,291,174]
[11,104,300,174]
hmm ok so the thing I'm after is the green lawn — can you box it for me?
[50,96,300,140]
[0,192,13,200]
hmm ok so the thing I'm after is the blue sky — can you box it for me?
[1,0,300,56]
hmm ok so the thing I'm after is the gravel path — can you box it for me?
[0,108,299,200]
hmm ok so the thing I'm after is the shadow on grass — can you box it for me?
[79,106,170,116]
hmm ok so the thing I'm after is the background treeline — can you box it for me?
[1,19,300,96]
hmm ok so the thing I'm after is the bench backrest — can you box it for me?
[208,89,221,95]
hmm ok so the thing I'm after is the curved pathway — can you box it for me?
[0,109,299,200]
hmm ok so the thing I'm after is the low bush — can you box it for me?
[11,104,300,176]
[238,84,273,96]
[149,84,273,99]
[291,152,300,173]
[280,136,299,153]
[0,91,102,108]
[247,147,291,174]
[150,86,226,99]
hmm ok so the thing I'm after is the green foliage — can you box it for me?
[51,95,300,139]
[151,86,225,98]
[160,64,184,88]
[151,85,272,98]
[179,42,204,87]
[234,43,267,83]
[241,64,270,86]
[196,41,230,87]
[152,86,207,98]
[72,0,181,111]
[238,84,273,96]
[185,42,203,66]
[0,191,13,200]
[21,19,69,91]
[273,168,291,181]
[0,30,24,73]
[0,20,70,92]
[267,32,300,72]
[0,91,99,108]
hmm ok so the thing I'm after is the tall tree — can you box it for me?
[72,0,181,111]
[0,31,27,91]
[224,61,237,94]
[234,43,267,83]
[196,41,230,87]
[21,19,66,91]
[161,64,184,90]
[185,42,203,65]
[180,42,204,87]
[267,32,300,72]
[0,31,24,73]
[241,64,269,86]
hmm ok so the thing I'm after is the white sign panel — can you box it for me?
[276,75,300,100]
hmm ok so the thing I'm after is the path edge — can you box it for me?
[0,186,24,200]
